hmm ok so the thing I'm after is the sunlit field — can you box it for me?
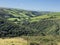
[0,37,27,45]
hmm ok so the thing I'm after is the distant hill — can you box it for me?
[0,8,60,37]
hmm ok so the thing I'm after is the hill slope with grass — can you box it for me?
[0,8,60,37]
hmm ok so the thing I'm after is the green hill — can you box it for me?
[0,8,60,45]
[0,8,60,37]
[0,8,51,23]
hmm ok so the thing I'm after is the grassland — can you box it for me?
[0,36,60,45]
[0,8,60,45]
[22,36,60,45]
[0,37,27,45]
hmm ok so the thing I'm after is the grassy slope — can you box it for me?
[0,8,51,22]
[0,37,27,45]
[0,8,60,36]
[0,8,60,45]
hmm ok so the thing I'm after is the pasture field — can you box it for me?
[0,37,28,45]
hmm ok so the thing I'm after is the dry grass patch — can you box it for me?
[0,37,27,45]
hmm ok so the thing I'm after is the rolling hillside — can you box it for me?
[0,8,60,45]
[0,8,60,37]
[0,8,51,23]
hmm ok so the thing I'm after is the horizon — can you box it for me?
[0,0,60,12]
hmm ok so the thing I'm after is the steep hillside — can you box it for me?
[0,8,60,37]
[0,17,60,37]
[0,17,34,37]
